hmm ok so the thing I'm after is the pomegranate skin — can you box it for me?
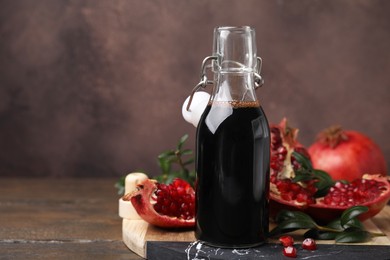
[123,179,195,228]
[270,174,390,223]
[270,122,390,223]
[309,130,387,182]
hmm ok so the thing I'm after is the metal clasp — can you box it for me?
[254,57,264,89]
[186,56,217,111]
[186,56,264,111]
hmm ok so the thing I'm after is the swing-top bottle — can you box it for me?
[195,26,270,248]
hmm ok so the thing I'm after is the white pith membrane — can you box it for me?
[150,188,158,205]
[277,142,295,180]
[270,139,309,207]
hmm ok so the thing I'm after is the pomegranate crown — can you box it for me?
[279,118,300,148]
[317,125,348,148]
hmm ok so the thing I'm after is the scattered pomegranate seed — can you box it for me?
[279,235,294,247]
[302,238,317,250]
[283,246,297,258]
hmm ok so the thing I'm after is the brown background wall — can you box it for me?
[0,0,389,177]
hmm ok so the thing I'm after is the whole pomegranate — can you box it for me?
[308,126,387,182]
[123,178,195,228]
[269,119,390,223]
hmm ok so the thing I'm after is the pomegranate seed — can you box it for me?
[306,197,316,204]
[279,235,294,247]
[296,192,308,203]
[302,238,317,250]
[169,202,178,212]
[159,184,167,191]
[278,154,286,161]
[162,198,170,206]
[321,178,384,206]
[153,179,195,219]
[332,196,341,203]
[290,183,301,192]
[170,190,178,197]
[281,191,295,201]
[181,203,188,211]
[271,162,280,170]
[277,181,291,192]
[283,246,297,258]
[277,146,288,156]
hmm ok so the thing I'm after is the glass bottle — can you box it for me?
[195,26,270,248]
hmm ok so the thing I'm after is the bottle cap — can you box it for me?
[182,91,210,127]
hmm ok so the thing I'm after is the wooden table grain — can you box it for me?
[0,178,141,260]
[2,178,390,259]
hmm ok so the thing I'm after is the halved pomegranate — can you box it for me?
[306,174,390,222]
[269,118,316,214]
[123,178,195,228]
[270,118,310,184]
[269,119,390,223]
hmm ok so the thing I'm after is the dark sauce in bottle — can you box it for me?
[195,100,270,248]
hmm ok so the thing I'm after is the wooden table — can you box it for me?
[0,178,141,259]
[1,178,390,259]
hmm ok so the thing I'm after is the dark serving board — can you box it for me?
[147,241,390,260]
[122,206,390,258]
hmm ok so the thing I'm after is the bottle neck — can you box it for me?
[211,71,258,103]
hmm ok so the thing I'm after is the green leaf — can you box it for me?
[189,170,196,178]
[335,228,371,243]
[313,170,334,186]
[340,206,369,227]
[181,149,193,155]
[158,157,171,174]
[277,218,317,231]
[158,150,175,159]
[275,210,300,222]
[275,210,316,224]
[177,134,189,150]
[155,134,196,186]
[292,151,313,170]
[269,226,300,237]
[183,158,195,165]
[115,176,126,195]
[291,153,335,198]
[304,228,337,240]
[325,219,344,231]
[313,170,335,197]
[165,171,182,184]
[342,218,364,229]
[314,188,329,198]
[271,210,317,237]
[292,172,313,183]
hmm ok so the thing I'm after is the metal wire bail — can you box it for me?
[186,56,264,111]
[254,57,264,89]
[186,56,217,111]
